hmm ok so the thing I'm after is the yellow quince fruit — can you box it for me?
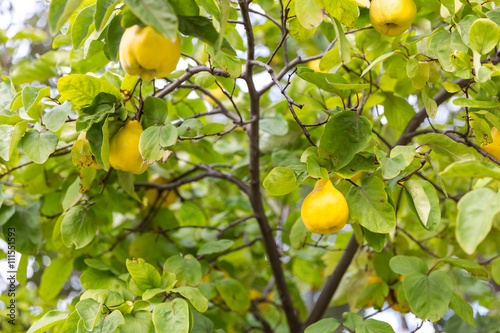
[481,127,500,160]
[369,0,417,37]
[109,120,148,174]
[119,25,181,81]
[300,179,349,234]
[72,132,102,170]
[145,174,178,207]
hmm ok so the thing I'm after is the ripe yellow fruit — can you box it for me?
[119,25,181,81]
[481,127,500,160]
[249,289,274,311]
[308,59,327,73]
[145,175,178,207]
[301,179,349,234]
[72,132,102,170]
[109,120,148,174]
[369,0,417,37]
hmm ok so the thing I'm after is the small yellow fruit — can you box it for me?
[72,132,102,170]
[119,25,181,81]
[308,59,327,73]
[109,120,148,174]
[145,175,178,207]
[301,179,349,234]
[369,0,417,37]
[249,289,274,311]
[481,127,500,160]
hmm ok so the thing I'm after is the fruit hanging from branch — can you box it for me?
[369,0,417,37]
[109,120,148,174]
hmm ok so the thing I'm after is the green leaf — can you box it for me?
[117,170,142,202]
[374,145,415,179]
[389,255,428,275]
[429,30,468,72]
[404,179,441,231]
[57,74,122,108]
[21,129,58,164]
[22,86,51,119]
[2,204,42,254]
[127,258,162,294]
[194,72,215,88]
[123,0,178,41]
[456,188,500,255]
[422,85,438,118]
[169,0,199,16]
[364,228,385,252]
[87,118,110,170]
[332,18,351,63]
[104,13,125,62]
[449,293,476,327]
[153,298,189,333]
[357,319,395,333]
[406,58,430,90]
[27,310,68,333]
[441,160,500,179]
[443,258,489,278]
[59,311,80,333]
[48,0,83,33]
[172,286,209,312]
[450,51,473,79]
[141,96,169,128]
[260,114,289,136]
[164,254,202,285]
[403,271,454,322]
[296,0,324,29]
[207,45,241,78]
[263,167,298,196]
[94,310,125,333]
[197,239,234,256]
[139,124,176,164]
[346,176,396,233]
[0,121,28,161]
[296,68,350,99]
[39,257,75,301]
[43,101,73,132]
[178,16,235,56]
[290,218,308,249]
[492,258,500,285]
[325,0,359,28]
[179,201,206,226]
[61,205,98,249]
[305,318,341,333]
[75,92,116,132]
[418,133,479,160]
[383,93,415,136]
[76,298,102,331]
[361,52,395,77]
[178,119,204,137]
[95,0,118,31]
[215,278,251,313]
[452,97,500,109]
[469,18,500,55]
[121,311,154,333]
[319,111,371,170]
[72,5,95,50]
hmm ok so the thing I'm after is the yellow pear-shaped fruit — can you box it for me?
[72,132,102,170]
[109,120,148,174]
[369,0,417,37]
[300,179,349,234]
[119,25,181,81]
[145,174,178,207]
[481,127,500,160]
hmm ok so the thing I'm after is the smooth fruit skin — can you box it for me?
[301,179,349,234]
[109,120,148,174]
[369,0,417,37]
[119,25,181,81]
[481,127,500,160]
[145,174,178,207]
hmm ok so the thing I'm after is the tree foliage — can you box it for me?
[1,0,500,332]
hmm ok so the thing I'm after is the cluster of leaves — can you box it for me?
[1,0,500,332]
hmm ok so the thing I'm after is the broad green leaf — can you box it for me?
[293,257,323,287]
[449,293,475,327]
[422,86,438,118]
[441,160,500,179]
[404,179,441,230]
[197,239,234,256]
[139,124,176,164]
[48,0,83,33]
[259,114,289,136]
[406,58,430,90]
[123,0,178,40]
[325,0,358,28]
[456,188,500,255]
[419,133,479,160]
[164,254,202,286]
[469,18,500,55]
[76,298,102,331]
[75,92,116,132]
[215,278,251,313]
[141,96,169,128]
[2,203,42,254]
[357,319,396,333]
[172,286,209,312]
[383,93,415,136]
[59,311,80,333]
[375,146,415,179]
[87,118,110,170]
[296,0,324,29]
[492,258,500,285]
[453,97,500,109]
[27,310,68,333]
[43,101,73,132]
[346,176,396,233]
[121,311,154,333]
[429,29,468,72]
[22,86,51,119]
[332,18,351,63]
[94,310,125,333]
[61,205,98,249]
[389,255,428,275]
[126,258,162,293]
[179,201,206,226]
[296,68,350,99]
[153,298,189,333]
[117,170,142,202]
[450,51,473,79]
[364,228,385,252]
[177,16,235,55]
[169,0,199,16]
[194,72,215,88]
[207,45,241,78]
[361,52,395,77]
[39,257,75,301]
[57,74,122,108]
[319,111,371,170]
[178,118,204,137]
[21,129,58,164]
[104,13,124,62]
[263,167,298,196]
[442,258,488,278]
[0,121,28,161]
[403,271,454,322]
[305,318,341,333]
[72,5,95,50]
[290,218,308,249]
[95,0,118,31]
